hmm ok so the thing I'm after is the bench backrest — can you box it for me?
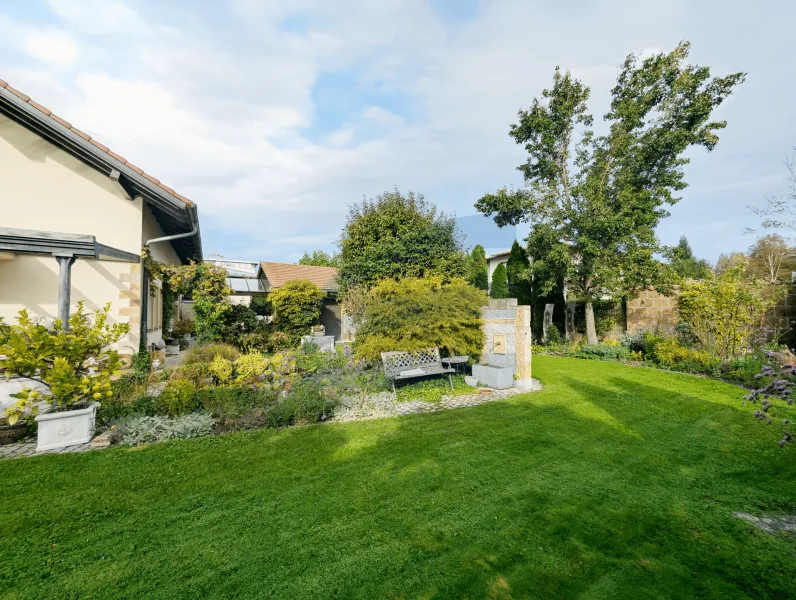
[381,347,442,376]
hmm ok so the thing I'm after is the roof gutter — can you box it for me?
[144,204,200,251]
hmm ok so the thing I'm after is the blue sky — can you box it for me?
[1,0,795,263]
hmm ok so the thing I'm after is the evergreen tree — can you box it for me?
[491,263,509,298]
[468,244,488,290]
[506,240,531,304]
[670,236,712,280]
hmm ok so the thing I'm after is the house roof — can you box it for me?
[0,79,202,262]
[260,262,339,292]
[486,249,511,260]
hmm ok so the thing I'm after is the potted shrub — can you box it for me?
[0,303,129,451]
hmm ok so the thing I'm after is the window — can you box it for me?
[147,279,163,332]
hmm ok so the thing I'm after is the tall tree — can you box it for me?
[338,189,466,291]
[468,244,488,290]
[715,252,748,275]
[298,250,340,268]
[669,236,712,280]
[747,234,795,283]
[506,240,532,304]
[490,263,509,299]
[475,42,744,343]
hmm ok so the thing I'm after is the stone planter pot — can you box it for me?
[35,403,98,451]
[0,421,28,445]
[464,376,478,387]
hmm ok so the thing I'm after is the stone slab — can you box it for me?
[472,364,515,389]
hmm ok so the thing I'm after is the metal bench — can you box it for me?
[381,347,455,396]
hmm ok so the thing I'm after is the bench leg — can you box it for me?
[392,380,397,398]
[449,374,453,390]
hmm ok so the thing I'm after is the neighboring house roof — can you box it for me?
[486,249,511,261]
[260,262,339,292]
[0,79,201,262]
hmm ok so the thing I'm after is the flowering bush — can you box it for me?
[744,358,794,448]
[1,303,128,424]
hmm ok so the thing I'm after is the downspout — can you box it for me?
[140,207,199,347]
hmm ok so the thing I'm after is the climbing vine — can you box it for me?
[142,248,232,342]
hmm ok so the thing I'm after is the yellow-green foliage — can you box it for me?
[234,353,270,382]
[355,276,486,361]
[649,337,715,370]
[185,343,240,364]
[1,303,128,424]
[678,267,780,359]
[159,379,196,416]
[208,356,233,384]
[270,280,327,345]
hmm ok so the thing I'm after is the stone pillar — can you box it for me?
[479,298,534,390]
[542,303,554,343]
[565,301,576,341]
[514,303,534,389]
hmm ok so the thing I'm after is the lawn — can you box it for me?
[1,357,794,599]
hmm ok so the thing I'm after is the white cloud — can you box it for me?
[25,31,79,65]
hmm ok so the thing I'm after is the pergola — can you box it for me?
[0,227,139,329]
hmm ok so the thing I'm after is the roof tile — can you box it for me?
[27,100,51,115]
[260,262,339,291]
[108,150,127,164]
[127,163,144,175]
[158,183,175,195]
[50,114,72,129]
[90,139,109,152]
[6,85,30,102]
[142,172,160,185]
[70,127,91,141]
[0,79,8,88]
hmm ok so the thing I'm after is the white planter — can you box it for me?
[464,376,478,387]
[35,403,98,451]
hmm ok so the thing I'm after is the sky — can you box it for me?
[1,0,795,263]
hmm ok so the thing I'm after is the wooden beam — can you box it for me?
[54,254,76,329]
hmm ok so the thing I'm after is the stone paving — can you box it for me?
[394,382,541,415]
[0,438,95,460]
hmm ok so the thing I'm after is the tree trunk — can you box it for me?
[585,301,598,345]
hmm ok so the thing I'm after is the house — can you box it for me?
[204,258,349,342]
[0,79,202,363]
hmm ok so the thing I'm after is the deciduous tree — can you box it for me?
[338,190,466,291]
[475,42,744,343]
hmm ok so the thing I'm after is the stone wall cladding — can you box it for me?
[117,261,142,362]
[480,299,532,383]
[626,288,679,334]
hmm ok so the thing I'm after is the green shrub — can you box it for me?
[266,379,336,427]
[678,267,781,359]
[574,343,631,361]
[185,343,240,364]
[157,379,198,416]
[249,295,272,317]
[171,318,195,337]
[648,337,716,373]
[194,387,278,418]
[355,276,486,361]
[546,324,564,345]
[270,280,326,345]
[119,413,216,446]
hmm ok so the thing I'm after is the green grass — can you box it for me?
[2,357,794,599]
[395,373,474,402]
